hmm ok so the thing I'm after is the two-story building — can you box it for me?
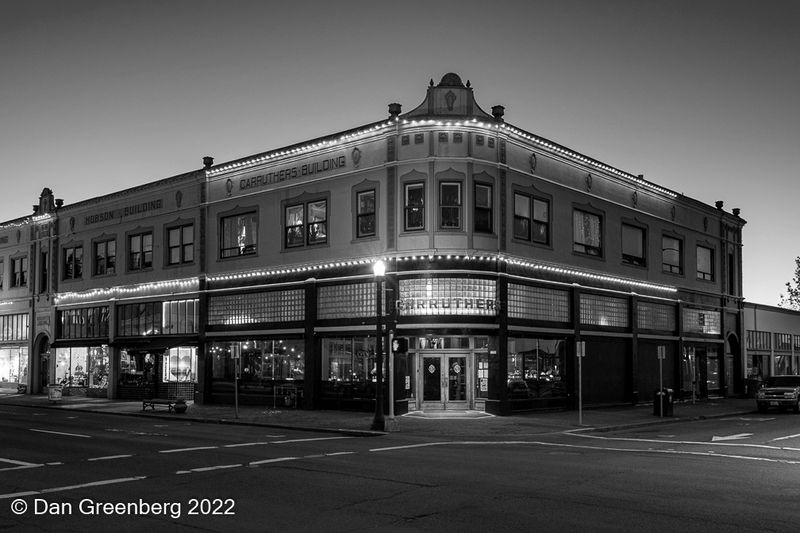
[4,73,749,416]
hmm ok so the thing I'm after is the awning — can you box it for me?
[110,336,198,352]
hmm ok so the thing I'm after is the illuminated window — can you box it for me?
[697,245,714,281]
[128,231,153,271]
[285,200,327,248]
[404,183,425,231]
[94,239,116,276]
[662,235,683,274]
[163,347,197,383]
[221,212,257,258]
[573,209,602,256]
[63,245,83,280]
[168,224,194,265]
[439,182,462,229]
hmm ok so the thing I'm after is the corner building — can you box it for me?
[6,74,747,415]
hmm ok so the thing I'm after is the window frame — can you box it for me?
[513,192,550,245]
[93,238,116,276]
[220,210,258,259]
[11,256,27,288]
[127,230,153,272]
[283,197,329,250]
[354,187,377,239]
[62,244,83,281]
[572,208,604,258]
[404,182,426,232]
[474,182,493,234]
[167,223,195,266]
[696,244,715,281]
[439,181,463,230]
[621,223,647,267]
[662,234,684,275]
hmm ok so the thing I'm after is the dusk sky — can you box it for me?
[1,0,798,306]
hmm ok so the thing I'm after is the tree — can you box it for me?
[779,256,800,310]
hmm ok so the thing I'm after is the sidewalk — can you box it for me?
[0,390,756,439]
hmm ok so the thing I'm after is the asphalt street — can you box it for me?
[2,401,800,532]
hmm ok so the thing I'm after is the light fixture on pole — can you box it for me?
[371,260,386,431]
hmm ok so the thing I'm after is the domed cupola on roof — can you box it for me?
[401,73,496,121]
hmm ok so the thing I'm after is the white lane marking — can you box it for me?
[224,441,272,448]
[159,446,218,454]
[771,433,800,442]
[0,491,39,500]
[30,428,91,438]
[249,456,298,466]
[326,451,356,456]
[272,436,352,444]
[571,433,800,452]
[176,464,241,475]
[372,439,800,465]
[711,433,753,442]
[37,476,147,495]
[88,454,134,461]
[0,457,40,467]
[371,442,449,452]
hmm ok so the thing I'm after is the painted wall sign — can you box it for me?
[84,199,164,226]
[238,154,347,192]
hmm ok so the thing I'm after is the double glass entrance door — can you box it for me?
[422,354,468,410]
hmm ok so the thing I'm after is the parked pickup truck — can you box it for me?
[756,375,800,413]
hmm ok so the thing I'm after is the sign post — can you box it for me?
[576,341,586,426]
[657,345,666,417]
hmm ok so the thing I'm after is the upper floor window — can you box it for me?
[285,200,327,248]
[168,224,194,265]
[474,184,492,234]
[356,190,376,238]
[662,235,683,274]
[128,232,153,271]
[11,257,27,288]
[439,182,462,229]
[94,239,116,276]
[697,245,714,281]
[573,209,602,256]
[221,212,257,258]
[513,193,549,244]
[0,259,4,290]
[622,224,646,267]
[63,245,83,280]
[404,183,425,231]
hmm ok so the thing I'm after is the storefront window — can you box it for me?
[321,337,379,398]
[119,351,156,387]
[162,347,197,383]
[0,347,27,384]
[210,340,305,390]
[507,338,566,399]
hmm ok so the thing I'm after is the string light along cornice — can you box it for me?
[205,121,396,178]
[54,278,200,305]
[205,115,677,200]
[207,253,677,294]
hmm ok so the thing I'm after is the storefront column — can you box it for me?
[630,294,639,404]
[303,278,319,409]
[486,272,510,415]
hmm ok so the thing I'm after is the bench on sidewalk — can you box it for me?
[142,398,178,412]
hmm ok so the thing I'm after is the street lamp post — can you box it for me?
[371,260,386,431]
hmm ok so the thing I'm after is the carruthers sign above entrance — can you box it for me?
[397,278,500,317]
[396,297,501,316]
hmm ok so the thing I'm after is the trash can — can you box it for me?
[653,388,673,417]
[48,384,63,403]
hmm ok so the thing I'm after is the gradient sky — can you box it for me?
[1,0,798,306]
